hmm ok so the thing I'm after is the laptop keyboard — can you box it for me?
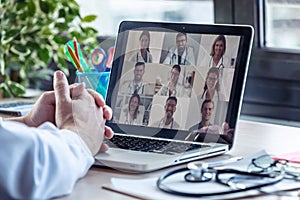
[0,101,35,116]
[105,134,210,155]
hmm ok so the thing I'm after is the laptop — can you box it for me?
[94,21,254,172]
[0,101,35,116]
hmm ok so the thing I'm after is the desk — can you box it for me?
[55,118,300,200]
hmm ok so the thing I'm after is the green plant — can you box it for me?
[0,0,98,97]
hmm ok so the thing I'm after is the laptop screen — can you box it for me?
[106,21,253,148]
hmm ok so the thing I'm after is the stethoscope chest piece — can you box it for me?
[185,162,213,182]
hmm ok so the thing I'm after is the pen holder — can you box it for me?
[76,71,110,100]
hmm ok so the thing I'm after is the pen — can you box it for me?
[67,44,83,72]
[73,37,79,60]
[207,156,243,168]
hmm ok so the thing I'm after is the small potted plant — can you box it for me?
[0,0,99,97]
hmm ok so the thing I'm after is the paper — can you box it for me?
[106,177,300,200]
[103,151,300,199]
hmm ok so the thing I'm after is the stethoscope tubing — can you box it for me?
[156,167,284,197]
[171,47,187,65]
[209,56,224,69]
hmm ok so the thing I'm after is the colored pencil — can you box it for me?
[67,44,83,72]
[73,37,79,60]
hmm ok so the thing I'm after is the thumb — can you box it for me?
[54,71,71,104]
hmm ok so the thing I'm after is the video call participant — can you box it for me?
[208,35,230,69]
[163,32,195,66]
[184,99,234,145]
[201,67,225,102]
[190,99,214,131]
[119,93,144,125]
[120,62,153,95]
[156,64,189,97]
[150,96,180,129]
[129,30,153,63]
[185,99,214,141]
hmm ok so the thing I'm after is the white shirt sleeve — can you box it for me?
[0,118,94,199]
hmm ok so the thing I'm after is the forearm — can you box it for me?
[0,121,93,199]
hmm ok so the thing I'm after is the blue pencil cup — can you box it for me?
[76,71,111,100]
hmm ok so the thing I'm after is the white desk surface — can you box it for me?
[56,118,300,200]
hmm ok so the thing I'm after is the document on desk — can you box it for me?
[103,151,300,200]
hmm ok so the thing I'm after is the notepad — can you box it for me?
[104,173,300,200]
[273,151,300,164]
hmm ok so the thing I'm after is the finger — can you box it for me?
[99,144,109,152]
[39,91,55,106]
[54,71,71,103]
[71,83,85,99]
[87,89,105,108]
[103,105,113,120]
[97,126,114,153]
[104,126,114,139]
[222,122,229,132]
[69,83,80,93]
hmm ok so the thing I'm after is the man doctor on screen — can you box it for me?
[163,32,195,66]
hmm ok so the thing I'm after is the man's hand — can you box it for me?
[18,91,56,127]
[6,70,114,154]
[53,71,113,155]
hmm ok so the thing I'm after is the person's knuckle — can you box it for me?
[55,81,67,91]
[41,91,52,98]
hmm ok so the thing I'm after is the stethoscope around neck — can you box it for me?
[136,50,151,62]
[171,48,187,65]
[156,161,284,197]
[209,56,224,69]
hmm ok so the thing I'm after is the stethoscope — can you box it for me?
[209,56,225,69]
[136,50,152,63]
[157,161,284,197]
[171,47,187,65]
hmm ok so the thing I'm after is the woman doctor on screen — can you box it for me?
[119,93,144,125]
[130,30,153,63]
[201,67,224,102]
[208,35,230,69]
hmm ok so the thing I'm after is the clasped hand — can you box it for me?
[19,71,114,155]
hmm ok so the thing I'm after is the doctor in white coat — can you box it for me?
[0,71,113,199]
[163,32,195,66]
